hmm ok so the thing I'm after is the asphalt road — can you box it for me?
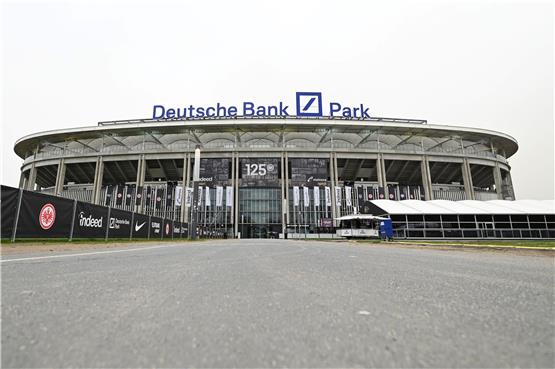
[2,240,553,368]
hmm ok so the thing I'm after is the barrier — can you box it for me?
[0,185,187,241]
[1,185,19,238]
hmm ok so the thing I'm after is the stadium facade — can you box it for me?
[12,113,527,239]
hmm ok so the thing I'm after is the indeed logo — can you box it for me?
[152,92,371,120]
[79,212,103,228]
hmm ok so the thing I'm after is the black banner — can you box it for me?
[163,219,173,238]
[378,186,385,199]
[367,186,375,200]
[73,202,108,238]
[125,184,134,206]
[135,186,143,206]
[105,185,113,206]
[290,158,328,185]
[150,216,163,239]
[199,158,230,185]
[1,186,20,238]
[16,191,74,238]
[240,158,280,187]
[115,185,124,206]
[132,213,149,238]
[173,221,182,238]
[387,185,397,200]
[107,208,132,239]
[155,188,163,209]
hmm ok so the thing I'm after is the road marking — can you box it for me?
[1,244,179,263]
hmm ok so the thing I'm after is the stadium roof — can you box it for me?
[14,117,518,159]
[368,200,555,215]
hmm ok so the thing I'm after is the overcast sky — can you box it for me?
[2,0,553,199]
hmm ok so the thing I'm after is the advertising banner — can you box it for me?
[313,186,320,207]
[215,186,223,207]
[335,186,342,207]
[1,185,19,238]
[181,222,188,237]
[290,158,328,185]
[107,208,132,239]
[115,185,124,206]
[132,213,149,238]
[72,202,109,238]
[240,158,280,187]
[226,186,233,208]
[303,187,310,207]
[173,221,182,238]
[293,186,300,206]
[163,218,173,238]
[174,186,183,207]
[325,186,331,207]
[199,158,230,185]
[185,187,193,207]
[149,216,163,239]
[16,191,74,238]
[205,187,211,207]
[135,186,144,206]
[345,186,352,207]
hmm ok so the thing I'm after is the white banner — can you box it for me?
[293,186,300,207]
[325,186,331,207]
[335,186,342,207]
[205,186,211,207]
[215,186,223,207]
[345,186,352,207]
[174,186,183,207]
[197,186,203,206]
[303,187,310,207]
[313,186,320,207]
[185,187,193,207]
[226,186,234,208]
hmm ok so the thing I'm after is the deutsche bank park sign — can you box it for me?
[152,92,371,120]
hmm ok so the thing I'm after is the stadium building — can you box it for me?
[12,111,549,240]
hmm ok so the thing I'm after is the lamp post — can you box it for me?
[191,146,201,240]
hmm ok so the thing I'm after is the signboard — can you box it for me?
[107,208,132,238]
[240,158,280,187]
[16,191,75,238]
[163,219,173,238]
[290,158,328,185]
[1,185,19,238]
[150,216,163,239]
[72,202,109,238]
[199,158,230,185]
[132,213,150,238]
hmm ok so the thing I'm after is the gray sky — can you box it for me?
[2,0,553,199]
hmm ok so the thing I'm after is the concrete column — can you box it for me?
[504,170,515,200]
[284,152,290,228]
[493,164,503,199]
[234,154,239,238]
[420,156,433,200]
[461,159,475,200]
[182,154,191,223]
[26,164,37,191]
[18,170,27,189]
[377,154,388,198]
[54,159,66,196]
[280,152,286,237]
[135,155,146,213]
[92,157,104,205]
[329,152,336,225]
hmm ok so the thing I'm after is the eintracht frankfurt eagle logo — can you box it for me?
[39,203,56,230]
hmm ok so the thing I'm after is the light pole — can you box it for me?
[191,146,201,240]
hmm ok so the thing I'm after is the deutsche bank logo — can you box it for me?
[296,92,322,117]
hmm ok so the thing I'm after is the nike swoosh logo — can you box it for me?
[135,222,146,231]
